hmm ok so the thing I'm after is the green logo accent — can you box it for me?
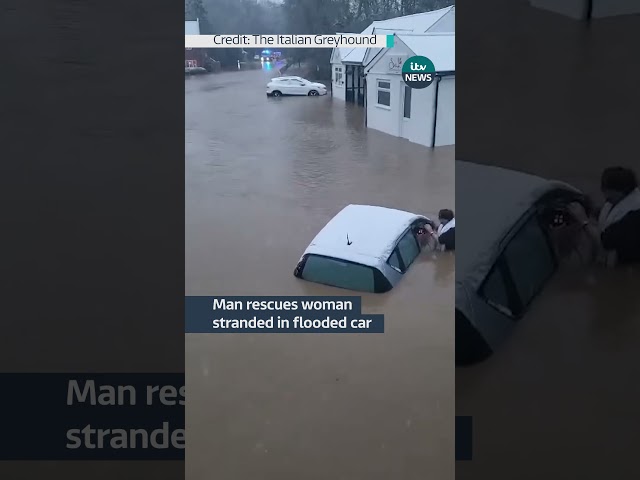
[386,35,394,48]
[402,55,436,89]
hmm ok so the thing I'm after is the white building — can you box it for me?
[329,6,455,105]
[364,33,454,148]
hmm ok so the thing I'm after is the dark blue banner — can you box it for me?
[0,373,469,461]
[185,296,385,333]
[0,373,184,460]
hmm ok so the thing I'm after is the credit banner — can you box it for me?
[185,34,394,48]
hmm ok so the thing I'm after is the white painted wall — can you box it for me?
[400,83,436,147]
[365,40,455,148]
[367,74,401,137]
[331,62,346,101]
[366,40,412,138]
[435,76,455,146]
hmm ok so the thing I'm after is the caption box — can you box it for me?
[185,295,385,333]
[0,373,184,460]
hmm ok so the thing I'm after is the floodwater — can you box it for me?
[456,2,640,478]
[185,67,455,480]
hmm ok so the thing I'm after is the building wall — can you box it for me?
[366,76,454,147]
[401,83,437,147]
[331,62,346,101]
[435,76,455,146]
[185,49,205,66]
[365,41,454,148]
[366,74,401,137]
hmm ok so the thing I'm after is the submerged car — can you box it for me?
[455,161,588,366]
[266,76,328,97]
[294,205,433,293]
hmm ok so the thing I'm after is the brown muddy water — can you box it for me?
[185,67,455,480]
[457,3,640,478]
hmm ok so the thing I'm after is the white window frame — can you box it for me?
[376,79,392,109]
[334,66,343,85]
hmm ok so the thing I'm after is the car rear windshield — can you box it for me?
[301,255,389,293]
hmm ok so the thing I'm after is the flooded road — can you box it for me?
[456,3,640,478]
[185,67,455,480]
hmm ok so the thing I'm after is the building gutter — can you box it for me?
[431,75,442,148]
[430,72,454,148]
[364,77,368,127]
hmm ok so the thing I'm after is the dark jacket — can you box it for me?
[601,210,640,264]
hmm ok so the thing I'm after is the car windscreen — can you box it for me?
[301,255,378,293]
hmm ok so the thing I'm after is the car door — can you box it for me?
[275,79,290,94]
[289,79,308,95]
[480,212,557,319]
[387,229,421,274]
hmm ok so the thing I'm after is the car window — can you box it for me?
[396,231,420,271]
[502,215,555,309]
[481,262,514,317]
[481,214,556,318]
[301,255,375,293]
[388,249,401,271]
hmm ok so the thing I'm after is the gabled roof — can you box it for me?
[185,19,200,36]
[340,6,454,65]
[330,33,356,64]
[303,205,426,267]
[365,32,455,73]
[397,33,455,72]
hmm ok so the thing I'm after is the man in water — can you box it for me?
[436,209,455,251]
[569,166,640,265]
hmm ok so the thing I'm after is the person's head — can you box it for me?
[601,167,637,204]
[438,209,454,225]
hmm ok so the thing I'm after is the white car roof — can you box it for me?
[303,204,426,267]
[456,161,580,295]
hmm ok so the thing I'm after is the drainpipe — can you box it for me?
[364,77,367,127]
[431,75,442,148]
[586,0,593,20]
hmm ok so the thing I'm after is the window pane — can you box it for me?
[378,81,391,89]
[396,232,420,270]
[403,86,412,118]
[503,217,555,307]
[482,265,513,316]
[388,249,401,270]
[377,90,391,106]
[302,255,375,293]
